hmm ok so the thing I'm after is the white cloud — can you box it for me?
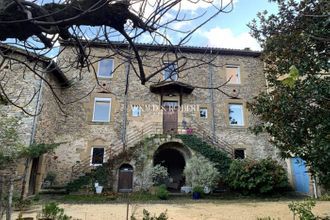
[202,27,260,50]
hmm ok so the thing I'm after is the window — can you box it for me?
[93,98,111,122]
[91,147,105,165]
[163,63,178,81]
[131,105,142,117]
[228,103,244,126]
[199,107,208,118]
[97,59,114,78]
[226,65,240,84]
[234,149,245,159]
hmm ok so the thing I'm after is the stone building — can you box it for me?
[1,41,314,195]
[31,41,280,192]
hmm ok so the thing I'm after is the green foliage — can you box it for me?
[184,155,219,189]
[248,0,330,189]
[0,113,24,168]
[177,134,232,178]
[227,158,289,195]
[192,185,204,194]
[44,172,57,185]
[13,197,32,211]
[288,200,316,220]
[24,143,60,159]
[131,209,168,220]
[155,184,169,200]
[66,164,110,192]
[38,202,71,220]
[151,164,168,186]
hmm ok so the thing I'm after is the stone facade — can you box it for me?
[32,42,280,190]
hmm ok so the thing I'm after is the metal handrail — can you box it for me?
[70,120,245,180]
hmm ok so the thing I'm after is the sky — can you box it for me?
[168,0,278,50]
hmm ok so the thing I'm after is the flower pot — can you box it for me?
[95,185,103,194]
[192,192,201,200]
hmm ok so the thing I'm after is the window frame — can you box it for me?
[228,103,245,126]
[92,97,112,122]
[225,65,241,85]
[234,149,246,159]
[90,147,105,166]
[131,104,142,117]
[199,107,208,119]
[97,58,114,79]
[163,62,178,81]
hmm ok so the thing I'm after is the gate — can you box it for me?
[291,157,310,194]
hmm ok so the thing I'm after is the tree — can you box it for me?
[0,111,59,219]
[0,0,237,114]
[248,0,330,189]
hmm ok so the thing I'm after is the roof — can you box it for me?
[150,81,194,94]
[60,40,261,57]
[0,44,70,87]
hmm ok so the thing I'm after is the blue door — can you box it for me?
[291,157,310,194]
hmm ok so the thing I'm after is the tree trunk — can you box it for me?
[6,177,13,220]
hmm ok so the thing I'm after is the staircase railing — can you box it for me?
[70,120,249,181]
[70,121,163,180]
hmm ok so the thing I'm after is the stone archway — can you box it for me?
[153,142,191,191]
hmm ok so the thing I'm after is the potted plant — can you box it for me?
[192,186,203,200]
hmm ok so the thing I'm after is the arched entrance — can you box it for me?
[153,142,190,191]
[118,164,133,192]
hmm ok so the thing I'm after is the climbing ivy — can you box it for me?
[176,134,232,179]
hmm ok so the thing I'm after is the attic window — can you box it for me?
[226,65,240,84]
[163,63,178,81]
[98,59,114,78]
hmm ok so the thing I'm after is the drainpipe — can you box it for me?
[208,52,216,142]
[313,177,318,198]
[121,57,131,151]
[20,68,45,198]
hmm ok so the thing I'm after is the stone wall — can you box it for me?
[35,45,281,186]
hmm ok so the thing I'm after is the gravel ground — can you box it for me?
[14,201,330,220]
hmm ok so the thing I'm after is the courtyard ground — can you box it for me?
[14,198,330,220]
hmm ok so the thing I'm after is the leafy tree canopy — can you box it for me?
[248,0,330,188]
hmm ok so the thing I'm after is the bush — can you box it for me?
[227,158,289,195]
[192,186,204,194]
[135,164,168,192]
[155,185,169,200]
[177,135,232,178]
[288,200,330,220]
[131,209,168,220]
[38,202,71,220]
[184,155,219,189]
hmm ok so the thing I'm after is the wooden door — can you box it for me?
[28,157,39,195]
[118,164,133,192]
[162,101,178,134]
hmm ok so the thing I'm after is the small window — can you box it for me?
[163,63,178,81]
[98,59,114,78]
[226,65,240,84]
[93,98,111,122]
[199,108,208,118]
[234,149,245,159]
[131,105,142,117]
[91,147,105,165]
[228,103,244,126]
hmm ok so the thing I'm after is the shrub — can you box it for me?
[192,185,204,194]
[131,209,168,220]
[155,185,169,200]
[227,158,289,195]
[184,155,219,189]
[177,134,232,178]
[288,200,318,220]
[38,202,71,220]
[135,164,168,192]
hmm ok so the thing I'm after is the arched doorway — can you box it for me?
[118,164,133,192]
[153,142,190,191]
